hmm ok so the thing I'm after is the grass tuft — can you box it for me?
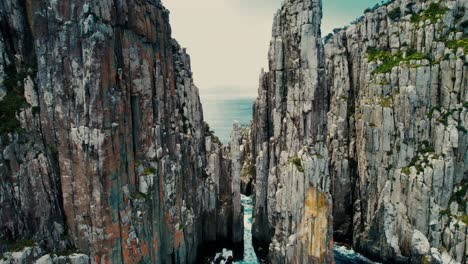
[446,39,468,54]
[367,48,429,74]
[289,157,304,173]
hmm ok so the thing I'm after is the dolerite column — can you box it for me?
[229,123,245,252]
[251,0,333,263]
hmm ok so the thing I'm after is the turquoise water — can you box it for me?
[237,195,259,264]
[334,245,378,264]
[211,195,259,264]
[202,98,254,144]
[212,195,377,264]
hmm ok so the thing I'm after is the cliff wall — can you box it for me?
[0,0,242,263]
[325,0,467,262]
[251,0,334,262]
[248,0,467,263]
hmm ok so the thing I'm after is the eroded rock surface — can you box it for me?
[250,0,334,263]
[325,0,467,263]
[0,0,241,263]
[244,0,467,263]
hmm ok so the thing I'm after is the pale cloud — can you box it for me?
[162,0,379,98]
[163,0,277,97]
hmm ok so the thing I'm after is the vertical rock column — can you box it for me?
[202,127,244,259]
[229,123,245,245]
[0,0,244,263]
[324,0,467,263]
[251,0,333,263]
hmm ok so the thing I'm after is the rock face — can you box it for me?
[246,0,467,263]
[250,0,334,263]
[229,123,254,196]
[325,0,467,263]
[0,0,241,263]
[202,129,244,259]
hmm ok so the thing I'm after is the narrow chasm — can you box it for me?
[207,195,260,264]
[1,0,467,264]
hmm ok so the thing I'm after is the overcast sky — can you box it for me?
[163,0,381,98]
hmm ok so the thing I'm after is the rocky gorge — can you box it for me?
[0,0,467,264]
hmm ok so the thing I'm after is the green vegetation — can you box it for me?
[421,256,431,264]
[131,191,148,200]
[458,125,467,133]
[374,79,389,85]
[366,48,428,74]
[401,143,438,176]
[446,39,468,54]
[411,3,449,24]
[454,6,465,22]
[461,214,468,225]
[0,92,26,133]
[142,167,156,176]
[449,180,467,213]
[405,51,427,61]
[1,65,30,134]
[427,106,440,119]
[460,20,468,29]
[204,122,222,145]
[1,239,35,252]
[440,180,467,225]
[201,169,209,179]
[401,166,410,175]
[420,140,435,154]
[379,96,392,108]
[440,211,468,226]
[388,8,401,20]
[437,109,455,126]
[366,47,393,63]
[289,157,304,173]
[440,208,451,217]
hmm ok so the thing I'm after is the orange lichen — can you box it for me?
[174,230,184,249]
[25,0,34,33]
[298,187,329,261]
[153,237,159,254]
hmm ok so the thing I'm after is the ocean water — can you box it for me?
[334,245,378,264]
[211,195,377,264]
[237,195,259,264]
[204,98,377,264]
[211,195,259,264]
[202,97,254,144]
